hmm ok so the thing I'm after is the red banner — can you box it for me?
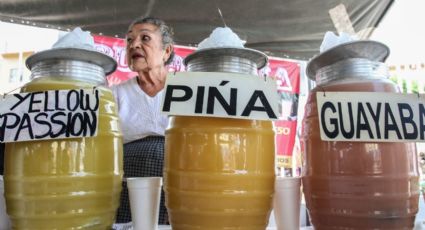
[94,35,197,85]
[275,120,298,156]
[93,35,132,85]
[93,35,300,168]
[259,59,300,94]
[275,120,298,168]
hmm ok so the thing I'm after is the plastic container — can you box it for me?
[0,176,11,230]
[301,41,419,229]
[127,177,162,230]
[4,48,123,229]
[164,47,275,230]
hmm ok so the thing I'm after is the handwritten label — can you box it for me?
[0,89,100,143]
[317,92,425,142]
[161,72,280,120]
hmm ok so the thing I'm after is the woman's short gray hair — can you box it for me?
[128,17,175,65]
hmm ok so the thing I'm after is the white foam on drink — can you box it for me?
[52,27,95,50]
[319,31,358,53]
[198,27,246,50]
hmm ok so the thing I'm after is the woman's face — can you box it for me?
[126,23,171,72]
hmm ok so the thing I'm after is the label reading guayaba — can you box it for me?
[317,92,425,142]
[0,89,99,143]
[162,72,280,120]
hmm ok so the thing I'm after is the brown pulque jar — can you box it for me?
[302,41,419,229]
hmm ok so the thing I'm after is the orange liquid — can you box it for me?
[4,77,123,229]
[164,116,275,230]
[302,79,419,229]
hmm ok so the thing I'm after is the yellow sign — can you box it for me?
[276,155,292,168]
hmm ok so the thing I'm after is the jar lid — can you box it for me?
[184,47,268,69]
[26,48,117,75]
[306,40,390,80]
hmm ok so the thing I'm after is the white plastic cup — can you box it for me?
[273,176,301,230]
[127,177,163,230]
[0,176,11,230]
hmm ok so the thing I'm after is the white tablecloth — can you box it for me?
[112,223,315,230]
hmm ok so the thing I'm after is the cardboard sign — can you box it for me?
[0,89,99,143]
[162,72,280,120]
[95,35,302,162]
[317,92,425,142]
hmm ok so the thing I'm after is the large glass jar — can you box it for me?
[302,41,419,229]
[4,48,123,229]
[164,48,275,230]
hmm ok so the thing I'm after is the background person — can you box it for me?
[0,143,3,175]
[111,16,174,225]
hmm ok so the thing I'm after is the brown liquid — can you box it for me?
[302,79,419,229]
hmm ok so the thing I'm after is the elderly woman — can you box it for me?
[111,16,174,224]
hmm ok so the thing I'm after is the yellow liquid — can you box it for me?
[4,77,123,229]
[164,116,275,230]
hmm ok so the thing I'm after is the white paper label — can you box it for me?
[317,92,425,142]
[161,72,280,120]
[0,89,100,143]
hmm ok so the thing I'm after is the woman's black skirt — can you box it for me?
[115,136,168,224]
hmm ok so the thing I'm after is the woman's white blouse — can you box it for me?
[110,77,168,144]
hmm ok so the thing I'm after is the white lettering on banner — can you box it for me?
[0,89,100,143]
[168,55,186,72]
[317,92,425,142]
[94,43,132,73]
[161,72,280,120]
[114,46,132,73]
[275,67,293,92]
[95,44,114,57]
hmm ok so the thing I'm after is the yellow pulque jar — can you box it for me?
[164,47,276,230]
[4,48,123,229]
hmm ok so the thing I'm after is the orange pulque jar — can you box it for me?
[4,48,123,229]
[301,41,419,229]
[164,48,276,230]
